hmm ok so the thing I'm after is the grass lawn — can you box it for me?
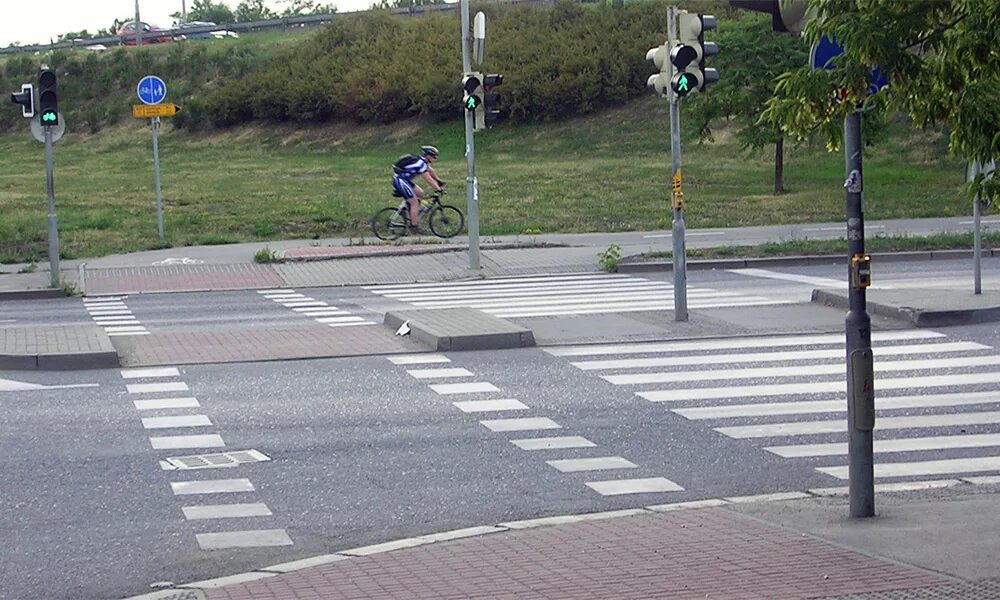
[0,96,973,262]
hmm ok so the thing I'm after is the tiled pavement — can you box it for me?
[0,324,118,369]
[201,507,950,600]
[113,323,426,366]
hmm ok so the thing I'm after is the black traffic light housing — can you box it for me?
[10,83,34,118]
[482,73,503,129]
[38,68,58,126]
[463,72,483,112]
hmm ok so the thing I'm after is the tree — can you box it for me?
[235,0,278,22]
[688,13,808,194]
[370,0,445,10]
[173,0,236,24]
[58,30,97,42]
[278,0,336,16]
[762,0,1000,203]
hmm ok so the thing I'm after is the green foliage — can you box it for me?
[174,0,236,24]
[236,0,277,22]
[253,246,279,262]
[598,243,622,271]
[761,0,1000,203]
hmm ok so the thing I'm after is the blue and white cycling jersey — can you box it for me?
[392,156,429,198]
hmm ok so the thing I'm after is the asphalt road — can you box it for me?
[3,257,1000,598]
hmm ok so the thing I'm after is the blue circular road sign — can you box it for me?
[137,75,167,105]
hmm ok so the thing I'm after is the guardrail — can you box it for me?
[0,0,554,56]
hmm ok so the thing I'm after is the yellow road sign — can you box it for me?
[132,103,181,119]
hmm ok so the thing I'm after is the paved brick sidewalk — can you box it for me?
[200,508,949,600]
[84,264,285,295]
[113,323,426,366]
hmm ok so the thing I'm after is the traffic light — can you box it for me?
[729,0,814,34]
[38,68,58,126]
[482,73,503,129]
[463,72,483,113]
[670,11,718,97]
[645,43,670,97]
[10,83,33,118]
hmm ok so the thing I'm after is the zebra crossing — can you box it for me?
[363,273,792,318]
[83,296,149,336]
[546,330,1000,483]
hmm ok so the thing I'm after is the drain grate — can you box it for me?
[164,449,270,470]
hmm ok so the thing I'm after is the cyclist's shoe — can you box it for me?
[388,220,406,228]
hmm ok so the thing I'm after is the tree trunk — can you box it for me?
[774,137,784,195]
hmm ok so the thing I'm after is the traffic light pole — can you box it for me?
[461,0,481,271]
[151,116,164,240]
[43,127,61,288]
[667,6,688,321]
[844,108,874,518]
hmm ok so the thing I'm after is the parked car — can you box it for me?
[117,21,177,45]
[176,21,240,40]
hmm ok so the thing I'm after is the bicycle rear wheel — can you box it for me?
[429,205,465,238]
[372,207,406,241]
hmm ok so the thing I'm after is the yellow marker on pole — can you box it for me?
[132,103,181,119]
[671,169,684,209]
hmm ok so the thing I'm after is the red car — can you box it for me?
[118,21,178,45]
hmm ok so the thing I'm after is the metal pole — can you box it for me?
[970,161,982,295]
[152,117,164,240]
[44,127,60,288]
[844,108,874,518]
[667,6,687,321]
[135,0,141,46]
[461,0,480,271]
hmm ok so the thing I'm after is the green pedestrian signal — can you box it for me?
[671,72,695,97]
[41,110,57,123]
[465,94,481,111]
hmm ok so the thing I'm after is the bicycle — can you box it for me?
[371,192,465,241]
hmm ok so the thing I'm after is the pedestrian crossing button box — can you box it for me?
[851,254,871,289]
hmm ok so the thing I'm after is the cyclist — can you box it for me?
[392,145,445,231]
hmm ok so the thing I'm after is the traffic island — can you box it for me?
[383,308,535,351]
[812,288,1000,327]
[0,325,120,370]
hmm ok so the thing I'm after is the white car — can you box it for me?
[177,21,239,40]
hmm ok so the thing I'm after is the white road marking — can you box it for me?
[388,355,451,365]
[127,382,189,394]
[728,267,893,290]
[93,320,141,326]
[546,457,637,472]
[196,529,293,550]
[182,503,273,520]
[767,433,1000,458]
[674,390,1000,420]
[510,436,596,450]
[171,479,254,495]
[716,411,1000,439]
[407,368,474,379]
[364,273,630,293]
[103,325,148,333]
[92,315,137,321]
[585,477,684,495]
[107,331,151,336]
[257,289,295,294]
[281,301,327,308]
[0,377,99,392]
[479,417,561,432]
[571,341,987,371]
[142,415,212,429]
[544,330,944,357]
[295,308,349,315]
[150,434,225,450]
[133,397,200,410]
[326,321,374,327]
[819,456,1000,480]
[121,367,180,379]
[604,354,1000,385]
[453,399,529,413]
[315,316,366,324]
[429,382,500,395]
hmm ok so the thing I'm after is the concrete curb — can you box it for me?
[0,350,120,371]
[383,308,535,351]
[811,288,1000,327]
[616,248,997,273]
[121,476,1000,600]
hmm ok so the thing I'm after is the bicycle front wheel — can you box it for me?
[372,207,406,241]
[429,205,465,238]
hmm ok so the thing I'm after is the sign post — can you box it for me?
[667,5,688,321]
[461,0,482,271]
[136,76,169,240]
